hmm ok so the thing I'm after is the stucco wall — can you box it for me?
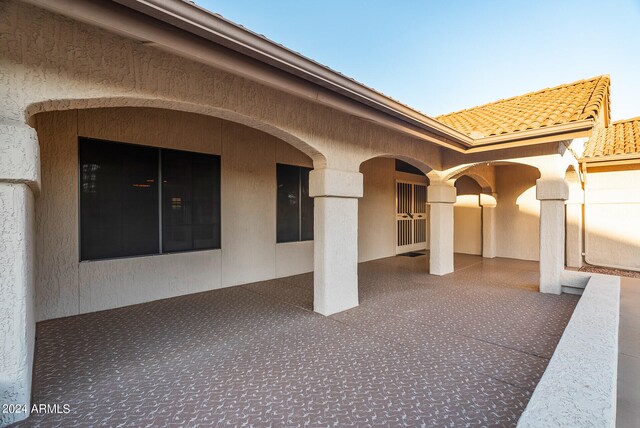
[34,108,315,320]
[0,183,35,426]
[454,195,482,255]
[0,0,445,174]
[358,158,431,261]
[358,158,396,262]
[495,164,540,261]
[585,167,640,271]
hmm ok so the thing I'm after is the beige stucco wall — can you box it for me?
[358,158,431,261]
[494,164,541,261]
[0,183,35,426]
[34,108,316,321]
[454,195,482,255]
[585,167,640,271]
[358,158,396,262]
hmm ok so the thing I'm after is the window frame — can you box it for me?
[78,137,221,262]
[276,163,314,244]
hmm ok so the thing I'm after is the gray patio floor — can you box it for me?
[19,254,580,427]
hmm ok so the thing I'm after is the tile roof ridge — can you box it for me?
[578,75,610,121]
[436,75,608,120]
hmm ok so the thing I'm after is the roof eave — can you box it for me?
[463,120,594,154]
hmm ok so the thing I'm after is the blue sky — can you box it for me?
[196,0,640,121]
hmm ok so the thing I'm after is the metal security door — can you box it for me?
[396,181,427,253]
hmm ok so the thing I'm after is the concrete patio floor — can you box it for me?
[18,254,580,427]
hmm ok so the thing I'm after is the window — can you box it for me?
[79,138,220,261]
[277,164,314,243]
[162,149,221,252]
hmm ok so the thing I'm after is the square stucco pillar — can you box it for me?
[480,194,497,259]
[428,183,456,275]
[565,190,584,269]
[536,178,569,294]
[0,120,40,426]
[309,168,363,316]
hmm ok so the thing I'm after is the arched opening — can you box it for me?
[31,104,326,319]
[447,161,542,261]
[454,175,483,256]
[357,155,433,262]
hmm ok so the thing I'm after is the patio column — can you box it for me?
[536,177,569,294]
[309,168,363,316]
[428,181,456,275]
[565,175,584,268]
[480,193,497,258]
[0,118,40,426]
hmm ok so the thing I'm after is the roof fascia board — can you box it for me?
[470,120,594,146]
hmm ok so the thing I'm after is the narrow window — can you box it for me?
[277,164,313,243]
[79,138,221,261]
[162,149,221,253]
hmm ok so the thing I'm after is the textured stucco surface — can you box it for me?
[0,0,446,173]
[518,273,620,427]
[0,119,40,190]
[585,168,640,271]
[495,165,541,261]
[454,195,482,256]
[0,183,35,426]
[358,158,397,261]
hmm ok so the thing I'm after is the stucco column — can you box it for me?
[536,177,569,294]
[0,119,40,425]
[480,193,497,258]
[428,182,456,275]
[309,168,363,316]
[565,177,584,269]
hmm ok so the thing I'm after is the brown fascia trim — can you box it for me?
[23,0,597,156]
[461,120,593,154]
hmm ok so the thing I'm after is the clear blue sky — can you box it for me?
[196,0,640,121]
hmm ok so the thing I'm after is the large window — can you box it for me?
[79,138,220,261]
[276,164,313,243]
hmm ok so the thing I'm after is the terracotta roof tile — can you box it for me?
[436,76,610,138]
[584,117,640,158]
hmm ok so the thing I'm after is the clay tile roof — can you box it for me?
[436,76,610,138]
[583,117,640,158]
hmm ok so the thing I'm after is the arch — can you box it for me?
[454,175,483,196]
[25,97,328,168]
[357,153,434,176]
[442,159,542,184]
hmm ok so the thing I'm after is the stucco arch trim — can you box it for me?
[26,97,328,168]
[358,153,434,176]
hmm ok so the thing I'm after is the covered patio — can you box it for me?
[19,255,578,427]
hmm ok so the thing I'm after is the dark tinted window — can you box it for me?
[277,164,313,243]
[79,139,159,261]
[79,138,220,261]
[162,149,221,252]
[277,164,300,243]
[300,167,314,240]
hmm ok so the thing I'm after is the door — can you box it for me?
[396,181,428,253]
